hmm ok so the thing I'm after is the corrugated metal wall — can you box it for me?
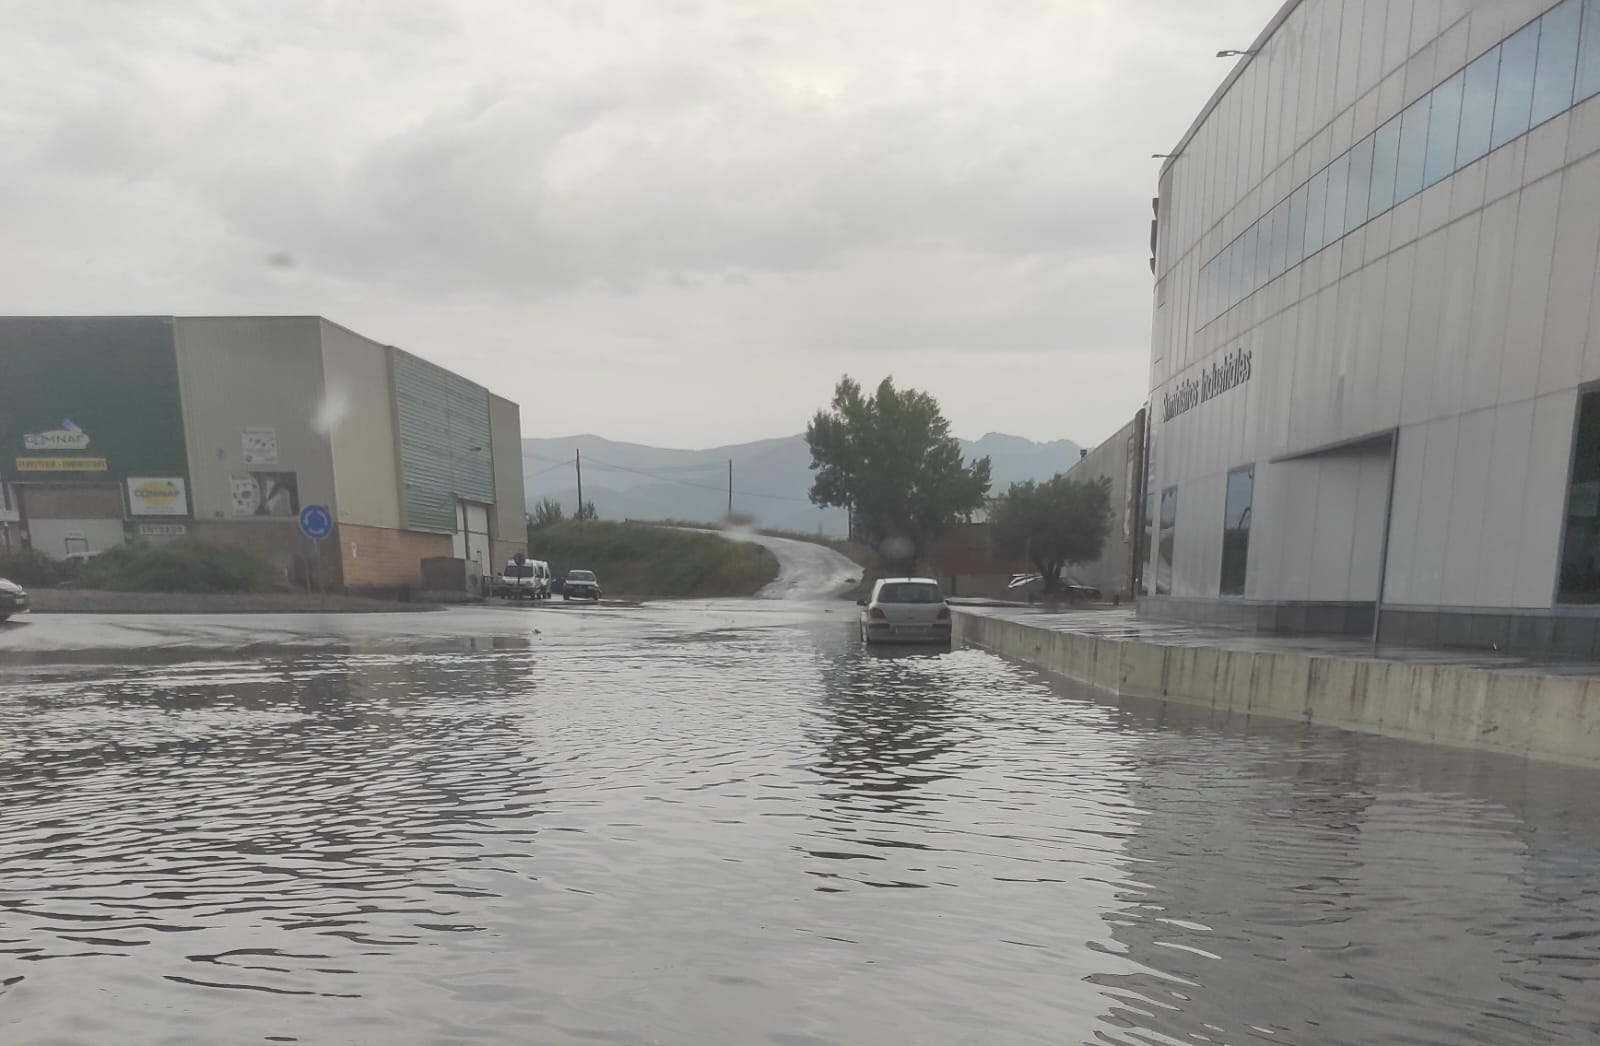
[391,348,493,533]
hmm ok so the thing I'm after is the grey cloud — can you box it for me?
[0,0,1279,446]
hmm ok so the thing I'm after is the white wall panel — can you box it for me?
[1541,160,1600,393]
[1440,408,1494,605]
[1434,213,1483,415]
[1400,229,1448,424]
[1499,177,1562,406]
[1463,194,1518,412]
[1408,414,1461,604]
[1309,454,1360,599]
[1475,398,1536,606]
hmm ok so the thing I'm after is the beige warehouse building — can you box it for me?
[0,316,527,594]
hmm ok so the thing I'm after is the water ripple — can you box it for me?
[1,613,1598,1044]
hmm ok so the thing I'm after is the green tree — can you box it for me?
[805,376,991,568]
[575,500,599,521]
[531,497,565,529]
[992,475,1113,594]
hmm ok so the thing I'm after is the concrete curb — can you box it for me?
[953,611,1600,768]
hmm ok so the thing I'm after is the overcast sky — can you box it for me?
[3,0,1275,450]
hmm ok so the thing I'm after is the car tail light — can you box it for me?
[869,607,887,619]
[937,605,950,620]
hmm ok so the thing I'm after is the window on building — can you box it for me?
[1139,491,1154,596]
[1367,115,1401,215]
[1267,199,1289,280]
[1457,47,1500,166]
[1394,94,1431,202]
[1559,390,1600,603]
[1424,70,1463,187]
[1345,133,1374,231]
[1323,152,1349,246]
[1493,21,1540,149]
[1304,166,1329,256]
[1581,0,1600,101]
[1157,485,1177,595]
[1254,209,1273,286]
[1532,0,1581,125]
[1285,183,1308,269]
[1220,466,1254,597]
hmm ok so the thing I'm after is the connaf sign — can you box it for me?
[1162,348,1253,422]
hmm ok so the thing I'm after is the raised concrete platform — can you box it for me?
[954,607,1600,768]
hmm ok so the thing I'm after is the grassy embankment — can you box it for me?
[531,520,779,598]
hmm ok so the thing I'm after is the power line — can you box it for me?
[525,449,813,504]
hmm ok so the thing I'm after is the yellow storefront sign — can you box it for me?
[16,457,109,472]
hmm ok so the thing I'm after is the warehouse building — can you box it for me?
[0,316,526,594]
[1146,0,1600,654]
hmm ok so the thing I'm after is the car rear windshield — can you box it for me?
[568,571,595,581]
[877,582,943,603]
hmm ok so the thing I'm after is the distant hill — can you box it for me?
[522,432,1083,536]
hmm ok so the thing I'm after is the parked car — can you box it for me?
[0,577,29,622]
[859,577,952,645]
[562,569,602,601]
[494,556,551,600]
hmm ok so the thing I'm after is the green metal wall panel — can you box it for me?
[0,317,189,485]
[391,349,493,532]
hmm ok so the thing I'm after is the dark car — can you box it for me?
[562,569,601,601]
[0,577,29,622]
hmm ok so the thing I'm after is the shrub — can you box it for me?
[0,548,69,587]
[532,520,778,598]
[77,540,275,594]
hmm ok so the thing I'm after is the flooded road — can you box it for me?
[3,603,1599,1045]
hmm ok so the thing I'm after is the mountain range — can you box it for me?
[522,433,1084,536]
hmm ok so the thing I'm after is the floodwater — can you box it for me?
[2,603,1599,1045]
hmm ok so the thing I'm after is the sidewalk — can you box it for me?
[969,604,1600,677]
[953,605,1600,767]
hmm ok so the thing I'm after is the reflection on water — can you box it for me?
[2,615,1599,1044]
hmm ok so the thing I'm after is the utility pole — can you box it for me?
[727,459,733,518]
[575,449,584,518]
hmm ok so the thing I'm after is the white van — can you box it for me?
[495,555,551,600]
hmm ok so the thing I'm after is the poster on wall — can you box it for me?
[230,472,299,517]
[241,427,278,466]
[126,477,189,517]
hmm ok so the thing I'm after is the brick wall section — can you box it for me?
[340,523,452,591]
[190,521,344,590]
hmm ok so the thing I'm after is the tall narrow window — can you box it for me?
[1580,0,1600,101]
[1139,491,1154,596]
[1268,200,1289,280]
[1424,71,1463,187]
[1345,133,1375,231]
[1559,391,1600,603]
[1220,466,1254,596]
[1305,166,1329,256]
[1285,183,1309,269]
[1493,21,1541,149]
[1532,0,1581,125]
[1323,152,1350,247]
[1367,117,1401,217]
[1157,485,1178,595]
[1457,47,1500,166]
[1394,94,1431,202]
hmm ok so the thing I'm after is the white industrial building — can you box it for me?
[1145,0,1600,654]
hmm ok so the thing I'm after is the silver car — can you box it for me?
[858,577,951,645]
[0,577,29,622]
